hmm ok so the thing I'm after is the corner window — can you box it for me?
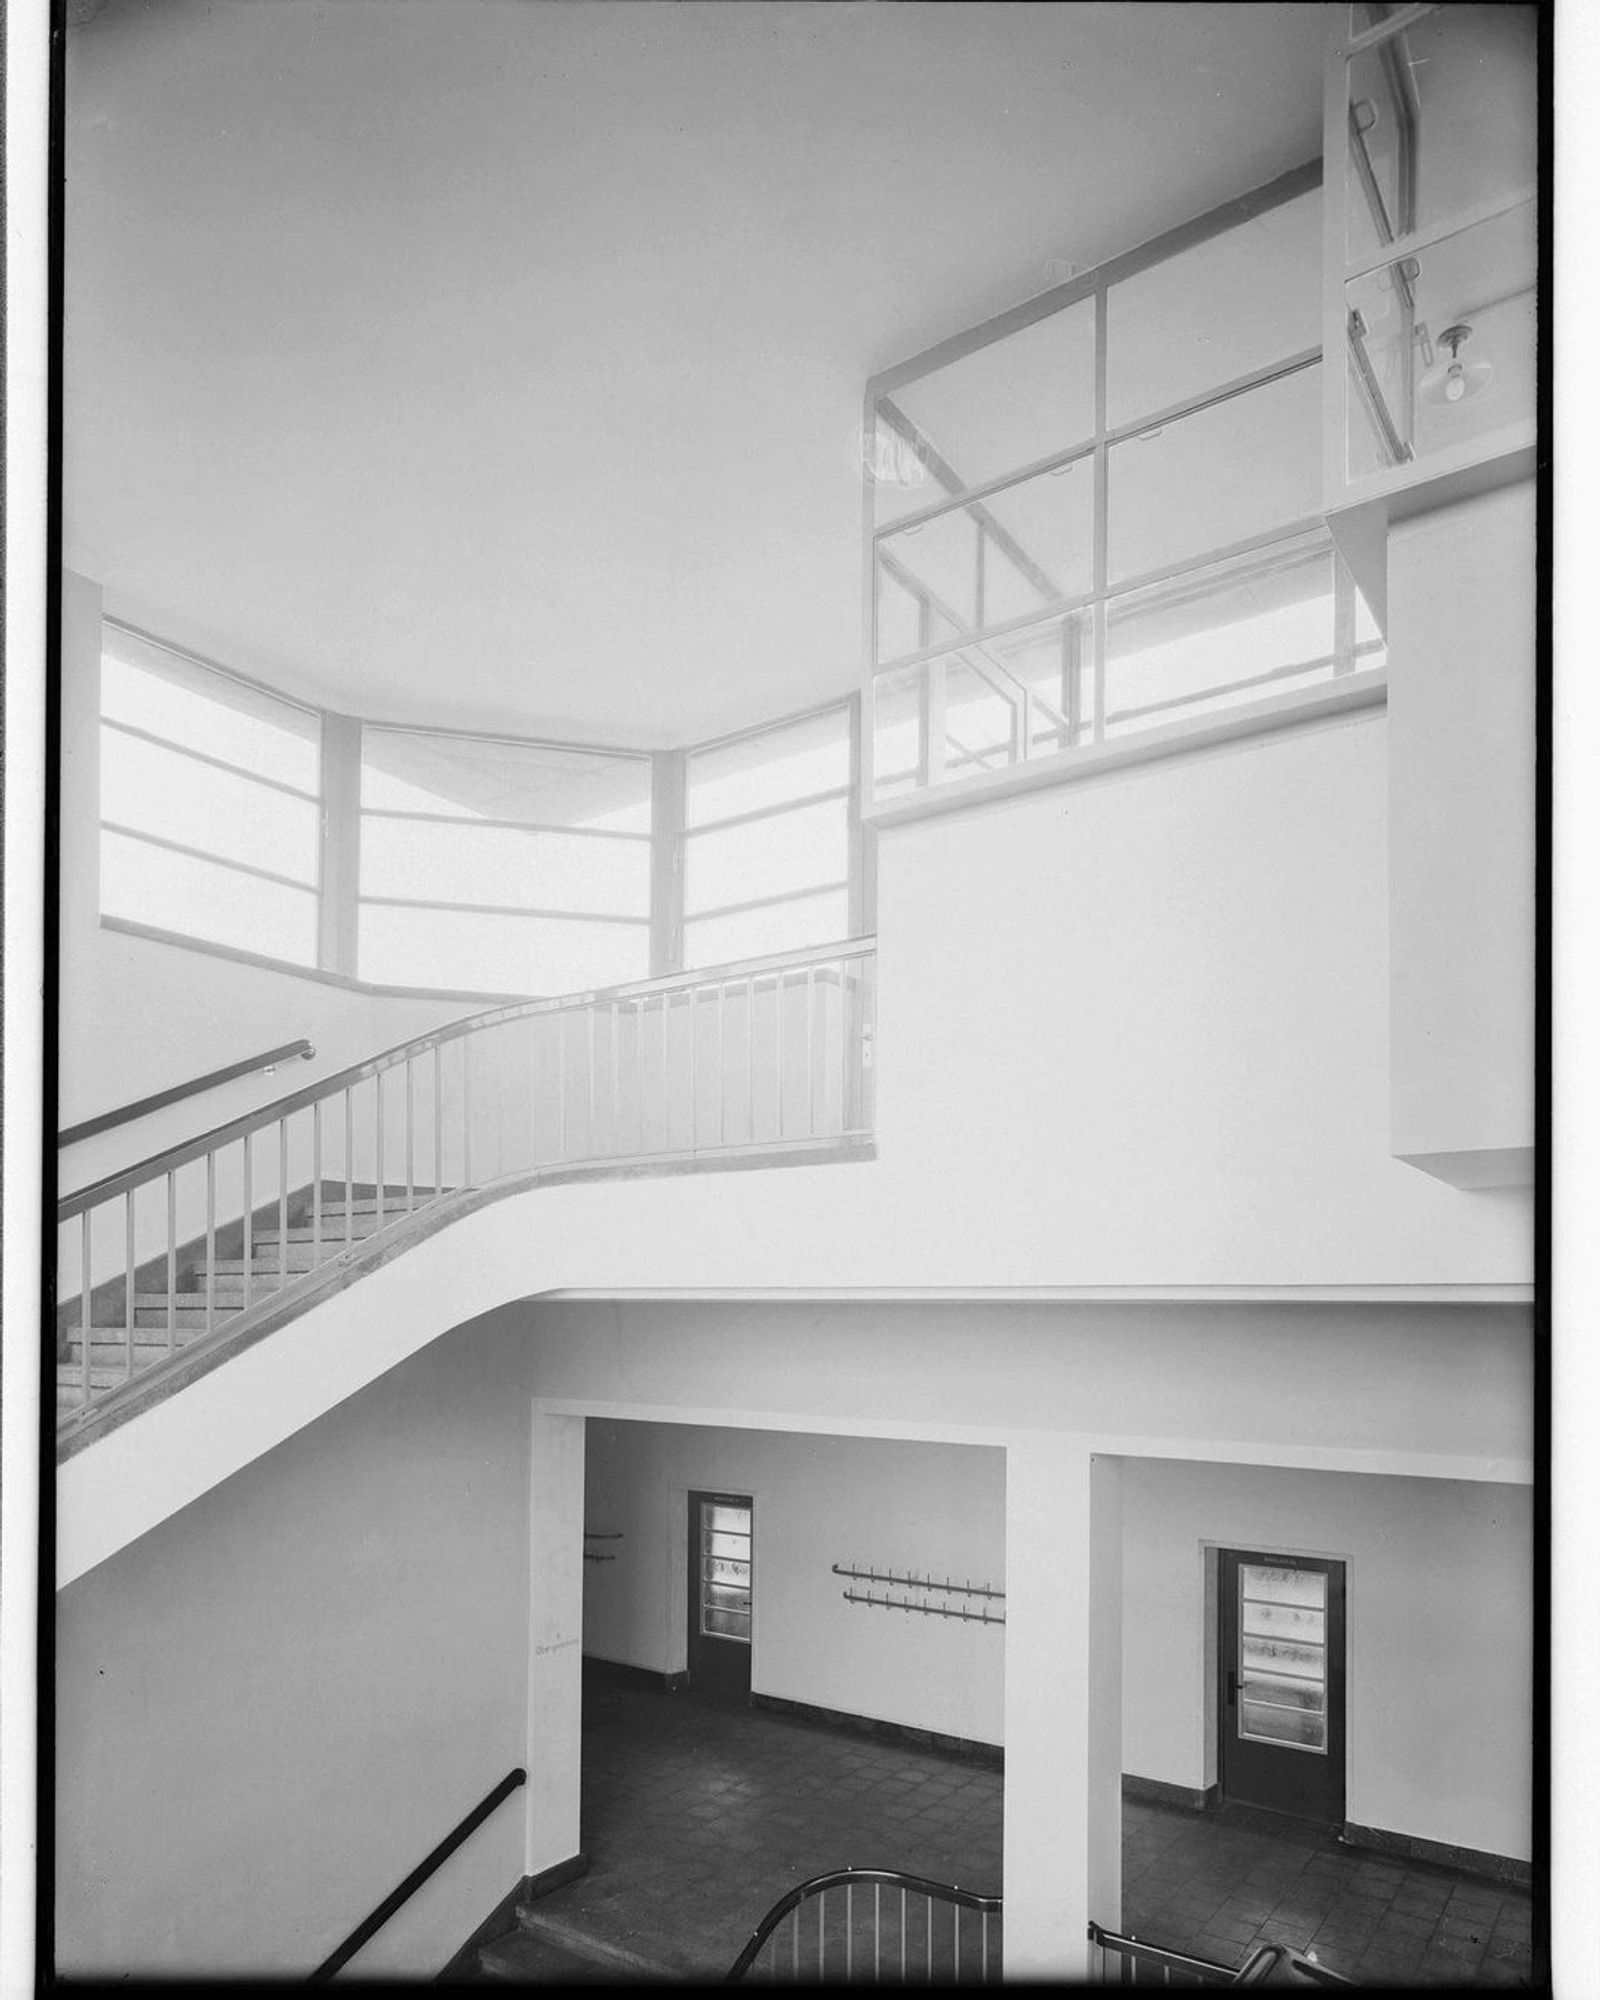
[98,624,322,965]
[682,706,856,970]
[356,728,653,995]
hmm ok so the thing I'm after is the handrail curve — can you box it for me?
[55,937,878,1438]
[725,1866,1000,1983]
[59,937,877,1220]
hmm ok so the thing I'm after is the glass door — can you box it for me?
[687,1491,753,1698]
[1218,1549,1346,1825]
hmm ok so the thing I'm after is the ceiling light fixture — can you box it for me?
[1419,322,1492,407]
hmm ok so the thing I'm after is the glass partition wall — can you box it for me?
[865,166,1387,808]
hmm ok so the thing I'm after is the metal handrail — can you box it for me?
[726,1867,1001,1983]
[1088,1920,1240,1984]
[58,1039,316,1149]
[58,938,876,1219]
[307,1768,525,1981]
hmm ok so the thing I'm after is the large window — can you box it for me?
[357,728,653,995]
[682,705,856,969]
[98,624,322,965]
[865,174,1385,805]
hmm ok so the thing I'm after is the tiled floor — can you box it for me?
[490,1666,1535,1987]
[1122,1797,1536,1989]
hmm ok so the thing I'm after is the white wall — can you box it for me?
[583,1420,1005,1745]
[1387,482,1536,1183]
[1121,1457,1533,1863]
[54,1315,534,1979]
[62,557,1534,1287]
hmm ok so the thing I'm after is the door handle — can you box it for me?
[1226,1669,1239,1707]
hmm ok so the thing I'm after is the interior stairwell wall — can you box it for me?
[53,1315,535,1980]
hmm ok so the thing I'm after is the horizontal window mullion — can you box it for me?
[1103,347,1321,449]
[684,881,850,926]
[358,894,649,927]
[100,716,322,802]
[872,437,1099,542]
[100,820,318,893]
[874,597,1095,677]
[103,615,322,722]
[683,786,852,839]
[357,806,650,842]
[688,697,853,760]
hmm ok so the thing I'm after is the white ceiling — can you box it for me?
[63,0,1328,747]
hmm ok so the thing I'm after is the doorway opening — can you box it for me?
[1217,1547,1346,1827]
[687,1489,753,1699]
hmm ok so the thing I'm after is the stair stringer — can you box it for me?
[56,1146,880,1589]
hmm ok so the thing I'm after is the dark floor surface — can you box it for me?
[473,1666,1534,1986]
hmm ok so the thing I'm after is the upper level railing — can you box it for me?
[726,1868,1001,1984]
[56,938,876,1437]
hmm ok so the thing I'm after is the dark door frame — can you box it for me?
[1217,1545,1347,1827]
[686,1489,754,1698]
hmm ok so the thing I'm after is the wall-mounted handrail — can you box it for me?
[58,1039,316,1149]
[58,937,877,1219]
[726,1867,1001,1983]
[307,1767,525,1982]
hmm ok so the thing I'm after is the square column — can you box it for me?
[525,1408,586,1878]
[1004,1442,1122,1980]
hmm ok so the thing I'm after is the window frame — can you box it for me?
[861,158,1354,812]
[97,619,325,968]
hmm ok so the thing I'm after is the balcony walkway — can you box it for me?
[469,1663,1533,1986]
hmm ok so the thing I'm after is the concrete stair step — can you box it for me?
[213,1247,330,1275]
[56,1360,140,1392]
[479,1911,675,1984]
[62,1329,198,1362]
[132,1288,260,1310]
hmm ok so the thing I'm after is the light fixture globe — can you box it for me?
[1420,322,1493,407]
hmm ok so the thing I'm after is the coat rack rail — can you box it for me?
[831,1562,1004,1600]
[842,1587,1005,1626]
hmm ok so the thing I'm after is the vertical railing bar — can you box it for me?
[661,992,671,1150]
[632,1000,644,1160]
[205,1151,216,1336]
[242,1133,254,1312]
[687,986,699,1153]
[312,1100,323,1265]
[610,1002,620,1158]
[278,1116,289,1292]
[956,1900,961,1980]
[717,982,727,1148]
[846,1883,853,1984]
[557,1011,568,1161]
[406,1055,415,1212]
[926,1893,933,1985]
[818,1889,825,1984]
[747,978,757,1144]
[80,1210,92,1407]
[165,1170,177,1353]
[374,1070,385,1228]
[588,1005,597,1159]
[774,970,784,1140]
[792,1903,798,1982]
[981,1909,988,1983]
[344,1088,354,1246]
[805,967,816,1136]
[901,1886,907,1983]
[433,1041,443,1197]
[462,1036,474,1188]
[123,1191,135,1383]
[874,1883,881,1982]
